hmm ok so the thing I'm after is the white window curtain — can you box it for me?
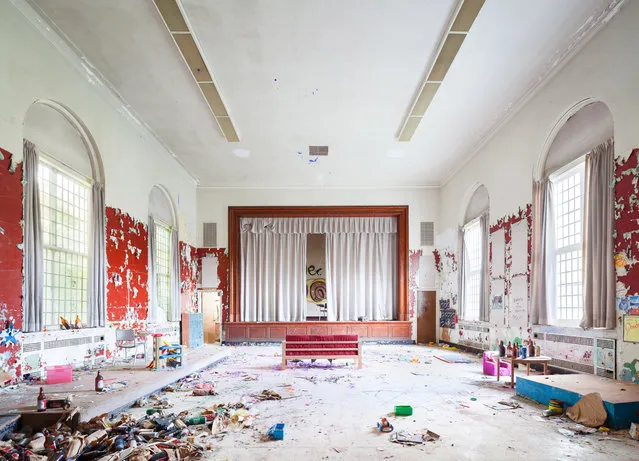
[87,182,106,327]
[581,139,615,329]
[325,231,397,321]
[23,139,44,332]
[531,178,557,325]
[478,213,490,322]
[170,227,181,322]
[240,223,307,322]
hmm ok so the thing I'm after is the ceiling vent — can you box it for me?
[203,222,217,247]
[309,146,329,156]
[420,222,435,246]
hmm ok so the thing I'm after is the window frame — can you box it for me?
[461,217,483,322]
[153,219,173,323]
[548,158,586,327]
[38,155,92,328]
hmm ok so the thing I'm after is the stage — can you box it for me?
[516,374,639,429]
[223,321,412,343]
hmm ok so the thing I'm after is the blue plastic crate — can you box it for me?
[267,423,285,440]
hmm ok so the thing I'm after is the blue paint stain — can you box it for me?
[308,158,318,164]
[274,78,278,82]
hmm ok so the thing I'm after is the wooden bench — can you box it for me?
[281,334,362,369]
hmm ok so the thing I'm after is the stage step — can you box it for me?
[516,374,639,429]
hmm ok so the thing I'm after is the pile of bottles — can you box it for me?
[498,339,541,358]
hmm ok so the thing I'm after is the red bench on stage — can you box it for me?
[281,334,362,369]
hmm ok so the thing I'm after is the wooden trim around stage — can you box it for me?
[228,205,409,322]
[223,321,412,342]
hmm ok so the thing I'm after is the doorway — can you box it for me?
[416,290,436,344]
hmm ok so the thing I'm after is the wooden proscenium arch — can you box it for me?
[228,205,409,323]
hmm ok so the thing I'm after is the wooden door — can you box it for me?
[201,290,221,343]
[416,290,437,344]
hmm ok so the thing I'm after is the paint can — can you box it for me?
[548,399,564,415]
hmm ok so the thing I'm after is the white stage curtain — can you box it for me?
[240,224,307,322]
[325,221,397,321]
[241,217,396,235]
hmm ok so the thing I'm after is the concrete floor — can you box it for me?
[120,344,639,460]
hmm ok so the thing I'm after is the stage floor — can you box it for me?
[516,374,639,428]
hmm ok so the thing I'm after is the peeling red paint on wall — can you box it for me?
[615,148,639,297]
[179,242,199,314]
[0,148,23,379]
[408,249,422,319]
[489,204,532,294]
[196,248,229,321]
[105,207,148,330]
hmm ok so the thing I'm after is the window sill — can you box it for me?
[532,324,617,339]
[23,327,110,341]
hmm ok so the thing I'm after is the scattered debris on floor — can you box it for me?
[389,429,440,445]
[253,389,282,401]
[484,400,521,410]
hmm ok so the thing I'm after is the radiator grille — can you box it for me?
[44,337,92,350]
[545,334,593,346]
[22,342,41,353]
[551,358,594,374]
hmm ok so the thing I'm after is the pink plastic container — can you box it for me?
[45,364,73,384]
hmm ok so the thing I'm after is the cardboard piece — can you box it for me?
[566,392,608,428]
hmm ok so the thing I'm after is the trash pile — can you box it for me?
[162,373,217,396]
[0,408,205,461]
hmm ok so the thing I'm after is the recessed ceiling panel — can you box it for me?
[173,33,212,82]
[451,0,485,32]
[217,116,239,142]
[428,33,466,82]
[398,116,421,142]
[411,82,440,116]
[199,82,228,116]
[153,0,188,32]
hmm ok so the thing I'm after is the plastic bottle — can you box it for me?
[95,370,104,392]
[188,416,206,425]
[506,342,512,357]
[37,387,47,412]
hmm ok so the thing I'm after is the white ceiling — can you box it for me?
[28,0,621,188]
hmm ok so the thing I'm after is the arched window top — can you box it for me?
[24,100,105,184]
[462,184,489,225]
[537,99,613,180]
[149,185,177,228]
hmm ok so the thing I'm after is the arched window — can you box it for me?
[23,100,105,332]
[148,185,179,323]
[459,184,489,322]
[531,100,615,329]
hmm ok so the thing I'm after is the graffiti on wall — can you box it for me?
[106,207,148,330]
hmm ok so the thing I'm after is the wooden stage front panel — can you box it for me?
[223,321,412,342]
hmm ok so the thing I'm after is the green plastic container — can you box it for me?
[394,405,413,416]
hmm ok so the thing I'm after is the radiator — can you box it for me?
[539,333,616,379]
[457,322,490,350]
[21,328,110,377]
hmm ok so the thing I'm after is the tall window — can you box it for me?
[154,221,172,321]
[550,161,585,324]
[38,160,90,327]
[462,219,482,322]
